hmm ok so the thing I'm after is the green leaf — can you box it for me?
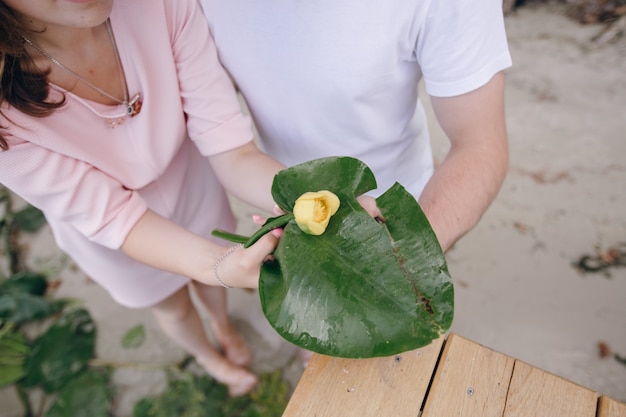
[258,157,454,358]
[45,368,112,417]
[121,324,145,349]
[0,365,24,388]
[218,371,289,417]
[133,371,290,417]
[0,292,65,324]
[0,272,49,296]
[271,156,377,212]
[133,398,156,417]
[0,327,29,387]
[12,205,46,233]
[245,370,290,416]
[20,308,96,393]
[0,273,62,324]
[133,372,225,417]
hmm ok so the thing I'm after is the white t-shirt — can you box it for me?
[201,0,512,197]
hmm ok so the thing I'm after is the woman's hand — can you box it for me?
[121,209,280,289]
[213,228,282,288]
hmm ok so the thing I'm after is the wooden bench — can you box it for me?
[283,332,626,417]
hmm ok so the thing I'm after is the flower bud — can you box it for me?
[293,191,340,235]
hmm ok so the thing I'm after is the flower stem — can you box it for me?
[243,213,294,248]
[211,213,294,249]
[210,230,250,244]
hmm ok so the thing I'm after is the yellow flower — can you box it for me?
[293,191,341,235]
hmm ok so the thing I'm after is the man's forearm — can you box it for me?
[424,72,509,252]
[418,140,509,252]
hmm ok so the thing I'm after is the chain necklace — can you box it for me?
[21,19,142,123]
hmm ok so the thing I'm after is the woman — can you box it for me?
[0,0,283,396]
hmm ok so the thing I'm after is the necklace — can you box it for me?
[21,19,142,122]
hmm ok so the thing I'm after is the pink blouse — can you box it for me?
[0,0,254,307]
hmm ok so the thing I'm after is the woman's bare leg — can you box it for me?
[191,281,252,367]
[151,285,257,396]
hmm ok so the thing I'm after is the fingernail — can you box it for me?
[252,214,263,222]
[270,228,283,238]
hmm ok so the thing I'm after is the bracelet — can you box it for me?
[213,244,242,288]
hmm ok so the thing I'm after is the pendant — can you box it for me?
[125,93,143,117]
[107,117,125,128]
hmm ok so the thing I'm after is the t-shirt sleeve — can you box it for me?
[164,0,254,155]
[0,133,148,250]
[414,0,512,97]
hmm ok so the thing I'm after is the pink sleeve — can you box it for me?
[0,135,147,250]
[165,0,254,155]
[0,0,250,250]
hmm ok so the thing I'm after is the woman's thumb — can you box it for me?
[245,228,282,264]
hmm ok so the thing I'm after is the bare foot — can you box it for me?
[211,323,253,367]
[197,356,259,397]
[223,368,258,397]
[299,348,314,368]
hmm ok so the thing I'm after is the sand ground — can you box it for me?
[444,3,626,402]
[1,3,625,416]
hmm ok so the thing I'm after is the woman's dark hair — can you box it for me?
[0,3,65,150]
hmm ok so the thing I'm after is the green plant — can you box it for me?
[133,370,290,417]
[0,187,109,417]
[0,187,292,416]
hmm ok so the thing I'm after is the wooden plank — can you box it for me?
[598,395,626,417]
[503,360,597,417]
[421,333,515,417]
[282,336,444,417]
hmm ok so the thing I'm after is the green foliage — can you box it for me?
[0,190,112,416]
[12,205,46,233]
[133,370,290,417]
[0,324,30,387]
[45,368,112,417]
[0,292,64,324]
[231,157,454,358]
[0,272,66,324]
[0,192,47,275]
[231,371,291,417]
[0,272,48,296]
[1,188,293,417]
[133,372,225,417]
[121,324,146,349]
[21,308,96,393]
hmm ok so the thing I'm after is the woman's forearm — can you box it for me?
[209,142,285,213]
[120,209,275,288]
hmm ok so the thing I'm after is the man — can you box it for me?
[199,0,511,252]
